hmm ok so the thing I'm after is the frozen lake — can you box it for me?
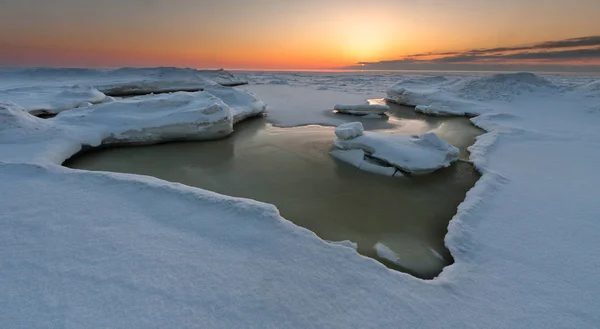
[66,103,483,278]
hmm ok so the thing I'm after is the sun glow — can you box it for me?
[334,14,397,63]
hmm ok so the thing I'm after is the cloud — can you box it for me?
[433,47,600,63]
[352,35,600,71]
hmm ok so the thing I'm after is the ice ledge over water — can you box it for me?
[331,122,459,176]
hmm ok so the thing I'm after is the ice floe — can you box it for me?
[332,122,459,175]
[55,91,234,146]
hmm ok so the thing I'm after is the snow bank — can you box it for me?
[333,126,459,175]
[457,72,558,101]
[55,91,233,145]
[0,85,107,115]
[334,103,389,115]
[387,72,561,117]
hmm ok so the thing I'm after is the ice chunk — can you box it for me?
[333,128,459,175]
[329,240,358,250]
[334,122,364,140]
[374,242,402,265]
[334,104,389,115]
[55,91,233,145]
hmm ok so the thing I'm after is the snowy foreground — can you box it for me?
[2,68,600,328]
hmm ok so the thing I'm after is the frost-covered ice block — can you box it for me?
[55,91,233,145]
[334,122,364,140]
[334,104,389,115]
[332,124,459,175]
[0,85,107,115]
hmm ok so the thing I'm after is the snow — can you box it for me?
[1,69,600,328]
[334,103,389,115]
[334,121,364,140]
[333,129,459,175]
[0,85,107,115]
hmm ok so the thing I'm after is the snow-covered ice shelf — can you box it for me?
[1,69,599,328]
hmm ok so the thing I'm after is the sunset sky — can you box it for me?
[1,0,599,70]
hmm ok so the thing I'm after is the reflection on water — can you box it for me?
[65,103,483,279]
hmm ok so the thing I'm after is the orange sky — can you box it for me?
[1,0,599,69]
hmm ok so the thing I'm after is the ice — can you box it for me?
[375,238,448,278]
[374,242,402,264]
[334,103,389,115]
[333,127,459,175]
[55,91,234,146]
[244,84,374,127]
[2,69,600,328]
[334,121,364,140]
[0,85,107,115]
[329,240,359,250]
